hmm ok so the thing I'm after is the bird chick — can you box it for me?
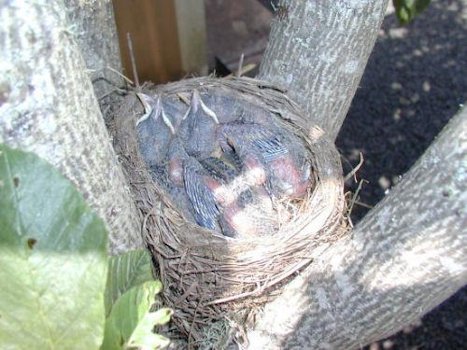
[218,122,282,186]
[268,155,311,198]
[149,164,196,222]
[218,122,287,161]
[219,186,276,237]
[200,156,240,183]
[161,97,189,136]
[199,91,246,124]
[184,156,269,237]
[183,157,221,231]
[167,138,188,187]
[182,90,220,159]
[272,136,313,198]
[218,126,267,187]
[135,93,176,166]
[219,122,311,199]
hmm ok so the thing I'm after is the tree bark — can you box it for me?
[0,0,142,255]
[247,106,467,349]
[63,0,124,99]
[259,0,389,140]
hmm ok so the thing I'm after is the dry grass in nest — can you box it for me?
[108,76,346,347]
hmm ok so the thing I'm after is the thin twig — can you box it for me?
[98,87,127,101]
[105,66,134,85]
[127,32,140,88]
[188,296,204,349]
[227,63,256,78]
[344,152,364,182]
[175,281,199,304]
[347,179,369,225]
[353,200,373,209]
[236,53,244,78]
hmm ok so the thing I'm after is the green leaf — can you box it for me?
[105,250,155,316]
[393,0,431,24]
[101,280,170,350]
[127,308,172,350]
[128,333,171,350]
[0,144,108,349]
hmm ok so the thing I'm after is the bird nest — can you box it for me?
[109,76,346,346]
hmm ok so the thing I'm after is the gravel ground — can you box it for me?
[335,0,467,348]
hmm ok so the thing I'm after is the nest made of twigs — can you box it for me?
[109,76,346,346]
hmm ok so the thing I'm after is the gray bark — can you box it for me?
[63,0,124,99]
[0,0,143,255]
[247,106,467,349]
[259,0,389,140]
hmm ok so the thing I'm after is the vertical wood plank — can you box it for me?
[112,0,207,84]
[174,0,208,76]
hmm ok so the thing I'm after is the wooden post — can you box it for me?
[112,0,207,84]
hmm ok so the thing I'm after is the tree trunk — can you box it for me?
[63,0,124,99]
[247,106,467,349]
[259,0,389,140]
[0,0,142,255]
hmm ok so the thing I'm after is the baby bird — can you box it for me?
[149,164,196,222]
[200,156,240,183]
[219,122,311,199]
[183,157,221,231]
[135,93,176,166]
[182,90,220,159]
[167,138,188,187]
[268,152,311,198]
[199,156,277,237]
[219,186,276,237]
